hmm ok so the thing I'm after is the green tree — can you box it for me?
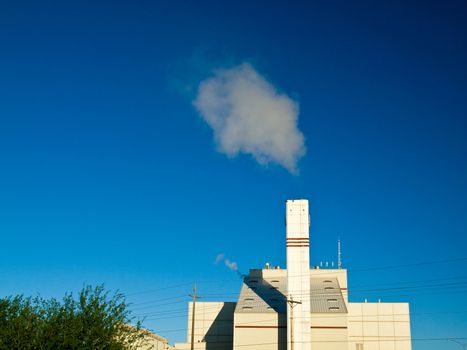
[0,285,150,350]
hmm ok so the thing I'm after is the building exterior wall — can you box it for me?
[234,312,286,350]
[173,342,206,350]
[172,273,412,350]
[347,303,411,350]
[310,313,348,350]
[171,200,412,350]
[175,302,235,350]
[137,331,173,350]
[139,337,172,350]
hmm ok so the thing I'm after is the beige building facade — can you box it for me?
[173,200,411,350]
[138,330,174,350]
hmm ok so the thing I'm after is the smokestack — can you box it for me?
[286,199,311,350]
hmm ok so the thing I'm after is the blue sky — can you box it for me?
[1,0,466,348]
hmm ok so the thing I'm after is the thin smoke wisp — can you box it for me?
[215,253,242,276]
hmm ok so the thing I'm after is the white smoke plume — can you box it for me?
[224,259,238,271]
[215,253,239,272]
[215,253,225,265]
[193,63,306,173]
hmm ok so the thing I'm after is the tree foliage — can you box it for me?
[0,285,149,350]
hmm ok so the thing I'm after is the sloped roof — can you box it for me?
[310,277,347,313]
[235,276,287,313]
[235,275,347,314]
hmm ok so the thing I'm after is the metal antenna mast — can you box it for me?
[338,238,342,269]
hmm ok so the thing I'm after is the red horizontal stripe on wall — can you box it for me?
[286,245,309,247]
[286,238,309,240]
[235,325,348,329]
[235,325,286,329]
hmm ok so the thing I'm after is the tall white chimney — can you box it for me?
[286,199,311,350]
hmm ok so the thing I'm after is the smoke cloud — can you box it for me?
[215,253,238,272]
[193,63,306,173]
[215,253,225,265]
[224,259,238,271]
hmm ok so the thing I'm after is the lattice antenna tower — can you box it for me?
[338,238,342,269]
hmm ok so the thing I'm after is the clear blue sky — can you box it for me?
[1,1,466,348]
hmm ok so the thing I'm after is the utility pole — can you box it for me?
[189,283,197,350]
[287,296,302,350]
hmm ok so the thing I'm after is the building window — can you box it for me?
[356,343,363,350]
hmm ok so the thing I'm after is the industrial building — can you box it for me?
[139,331,173,350]
[173,200,412,350]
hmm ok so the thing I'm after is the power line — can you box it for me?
[123,256,467,300]
[125,278,239,298]
[126,282,194,297]
[131,274,467,308]
[142,308,467,325]
[132,278,467,317]
[350,256,467,272]
[123,257,467,308]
